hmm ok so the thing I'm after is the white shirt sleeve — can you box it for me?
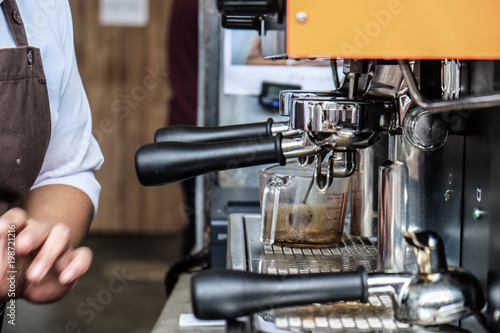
[23,1,104,213]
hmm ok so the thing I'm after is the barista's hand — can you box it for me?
[0,208,92,303]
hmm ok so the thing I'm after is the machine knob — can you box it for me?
[217,0,283,16]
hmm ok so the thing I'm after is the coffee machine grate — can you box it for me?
[259,233,377,275]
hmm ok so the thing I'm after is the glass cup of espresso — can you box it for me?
[259,161,351,248]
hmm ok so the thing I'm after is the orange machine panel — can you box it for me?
[287,0,500,60]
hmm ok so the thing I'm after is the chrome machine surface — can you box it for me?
[135,1,500,332]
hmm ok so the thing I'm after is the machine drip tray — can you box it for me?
[227,214,473,333]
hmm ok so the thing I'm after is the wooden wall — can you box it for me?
[69,0,187,234]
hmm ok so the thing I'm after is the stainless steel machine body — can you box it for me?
[211,3,500,330]
[135,1,500,332]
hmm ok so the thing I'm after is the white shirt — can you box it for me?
[0,0,104,212]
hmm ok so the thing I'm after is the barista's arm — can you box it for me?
[22,184,93,247]
[0,184,94,303]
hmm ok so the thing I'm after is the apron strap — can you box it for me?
[1,0,28,47]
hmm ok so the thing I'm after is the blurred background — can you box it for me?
[72,0,185,235]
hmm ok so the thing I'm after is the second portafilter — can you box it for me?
[191,230,485,326]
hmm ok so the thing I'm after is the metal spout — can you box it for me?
[404,230,447,274]
[370,230,486,325]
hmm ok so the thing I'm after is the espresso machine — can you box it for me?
[136,1,500,332]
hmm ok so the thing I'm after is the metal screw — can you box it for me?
[296,12,308,23]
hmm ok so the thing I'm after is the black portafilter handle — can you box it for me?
[154,118,274,143]
[135,134,285,186]
[191,268,369,320]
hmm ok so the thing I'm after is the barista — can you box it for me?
[0,0,103,321]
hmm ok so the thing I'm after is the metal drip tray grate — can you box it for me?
[255,297,410,332]
[258,234,377,275]
[233,215,469,333]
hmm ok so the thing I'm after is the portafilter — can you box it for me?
[135,96,395,186]
[191,230,485,326]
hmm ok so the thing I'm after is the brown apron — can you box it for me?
[0,0,51,216]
